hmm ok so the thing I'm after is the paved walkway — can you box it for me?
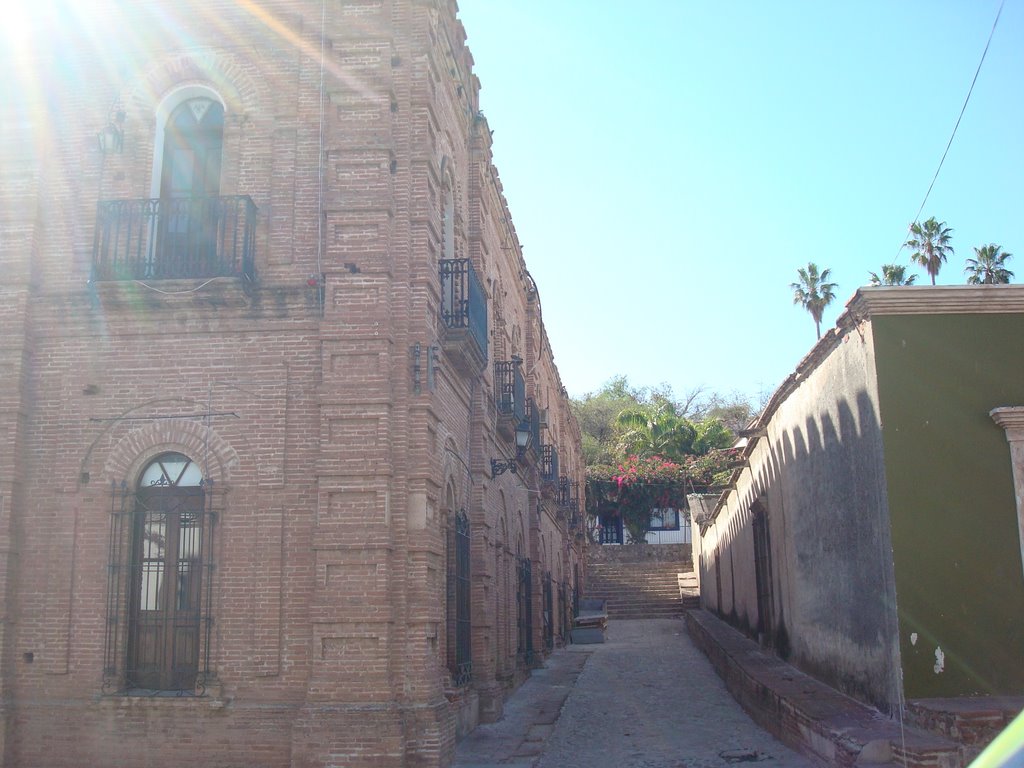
[456,619,813,768]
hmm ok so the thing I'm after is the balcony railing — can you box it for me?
[540,444,559,484]
[440,259,488,373]
[495,359,526,423]
[92,196,257,281]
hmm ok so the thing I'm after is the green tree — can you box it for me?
[965,244,1014,285]
[572,377,751,467]
[906,217,954,285]
[791,263,838,340]
[699,390,758,434]
[615,401,695,462]
[868,264,917,286]
[691,416,734,455]
[572,376,642,465]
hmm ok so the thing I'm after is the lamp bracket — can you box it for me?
[491,458,519,479]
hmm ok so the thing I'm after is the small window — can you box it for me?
[649,508,680,531]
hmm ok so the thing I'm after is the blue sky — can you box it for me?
[458,1,1024,404]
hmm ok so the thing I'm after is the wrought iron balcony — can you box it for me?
[92,196,257,281]
[495,358,526,428]
[440,258,488,374]
[558,476,579,509]
[540,444,559,485]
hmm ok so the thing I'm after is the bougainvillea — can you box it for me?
[585,455,689,544]
[585,449,742,544]
[681,447,743,491]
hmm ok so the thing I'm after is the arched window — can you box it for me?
[103,452,216,693]
[152,98,226,278]
[127,453,208,691]
[160,98,224,201]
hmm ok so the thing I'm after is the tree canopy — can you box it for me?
[906,217,954,286]
[791,262,838,340]
[965,244,1013,285]
[868,264,916,286]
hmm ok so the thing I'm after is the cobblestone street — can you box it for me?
[456,619,812,768]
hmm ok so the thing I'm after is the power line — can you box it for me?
[896,0,1005,260]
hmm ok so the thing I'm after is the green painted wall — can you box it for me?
[873,313,1024,699]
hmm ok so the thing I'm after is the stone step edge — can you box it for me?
[685,609,963,768]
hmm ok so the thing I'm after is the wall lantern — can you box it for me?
[98,110,126,155]
[491,418,532,478]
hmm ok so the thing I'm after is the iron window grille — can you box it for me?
[448,509,473,686]
[648,508,681,531]
[599,515,624,545]
[103,456,217,696]
[92,196,257,281]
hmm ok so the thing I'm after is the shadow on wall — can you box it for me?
[713,387,900,714]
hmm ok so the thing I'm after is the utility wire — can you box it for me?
[896,0,1005,259]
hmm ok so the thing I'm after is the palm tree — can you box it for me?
[791,263,838,340]
[615,402,695,462]
[965,244,1014,285]
[868,264,917,286]
[905,217,954,285]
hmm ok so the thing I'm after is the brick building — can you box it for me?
[0,2,585,766]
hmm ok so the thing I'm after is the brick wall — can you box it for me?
[0,1,584,766]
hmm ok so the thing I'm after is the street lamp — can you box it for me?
[98,110,125,155]
[491,418,532,478]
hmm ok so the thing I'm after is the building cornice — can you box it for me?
[841,285,1024,327]
[991,406,1024,435]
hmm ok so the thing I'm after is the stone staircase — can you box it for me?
[585,545,699,620]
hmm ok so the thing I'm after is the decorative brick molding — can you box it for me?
[99,409,239,485]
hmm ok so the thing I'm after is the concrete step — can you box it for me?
[587,560,698,619]
[589,582,684,591]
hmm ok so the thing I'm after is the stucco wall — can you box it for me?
[874,313,1024,699]
[699,320,902,712]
